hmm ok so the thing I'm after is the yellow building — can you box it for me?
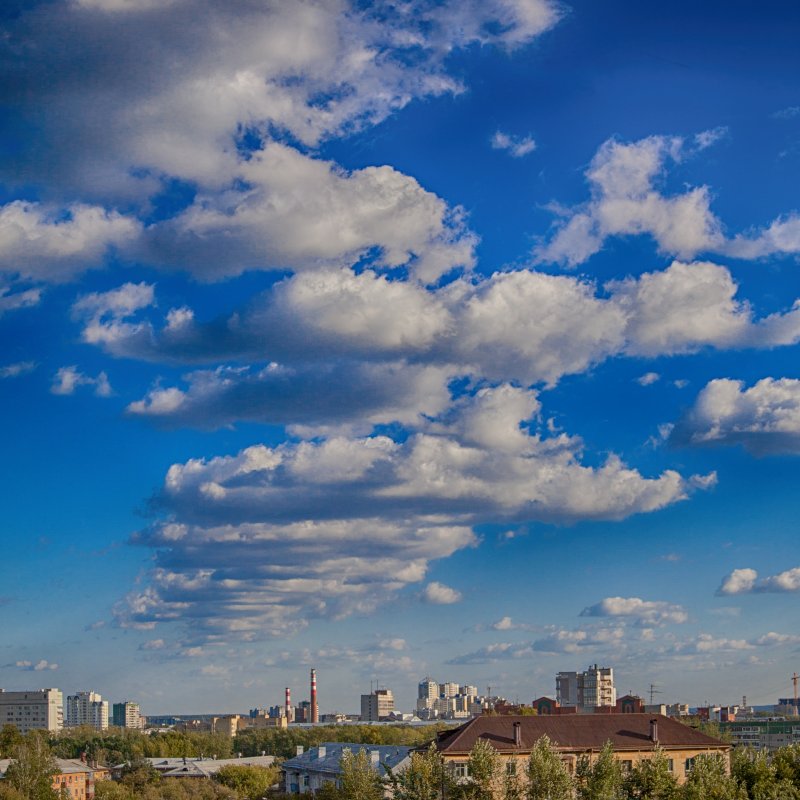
[433,713,729,786]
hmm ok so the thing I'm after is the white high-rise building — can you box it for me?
[66,691,109,730]
[556,665,616,710]
[0,688,63,733]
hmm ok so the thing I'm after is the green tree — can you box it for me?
[680,754,745,800]
[462,739,501,800]
[387,743,456,800]
[213,764,279,800]
[772,745,800,787]
[94,782,135,800]
[4,735,60,800]
[119,756,162,793]
[525,734,573,800]
[622,749,678,800]
[575,742,624,800]
[0,725,24,758]
[338,748,384,800]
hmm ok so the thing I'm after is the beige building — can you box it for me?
[433,713,730,787]
[0,688,63,733]
[361,689,394,721]
[66,691,109,730]
[556,665,616,709]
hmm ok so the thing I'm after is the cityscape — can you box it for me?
[2,0,800,798]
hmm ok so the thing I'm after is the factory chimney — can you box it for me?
[310,668,319,723]
[285,687,292,722]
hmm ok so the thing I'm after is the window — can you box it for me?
[506,761,517,776]
[667,759,674,773]
[620,761,633,773]
[685,758,695,774]
[450,762,469,779]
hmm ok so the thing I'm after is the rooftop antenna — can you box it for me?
[649,684,663,705]
[793,673,798,716]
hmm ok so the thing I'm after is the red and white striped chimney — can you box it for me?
[285,687,291,721]
[310,668,318,723]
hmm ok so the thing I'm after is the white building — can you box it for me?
[556,665,616,709]
[0,688,63,733]
[66,691,109,730]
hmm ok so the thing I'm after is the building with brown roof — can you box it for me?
[432,713,729,785]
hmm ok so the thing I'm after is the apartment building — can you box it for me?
[0,688,63,733]
[721,719,800,751]
[556,665,616,709]
[361,689,394,721]
[111,701,144,729]
[65,691,109,730]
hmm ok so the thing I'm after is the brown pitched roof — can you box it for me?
[434,714,728,754]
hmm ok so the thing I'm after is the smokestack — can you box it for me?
[513,721,522,747]
[649,718,659,743]
[311,668,318,724]
[285,687,292,722]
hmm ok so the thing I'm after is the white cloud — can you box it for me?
[51,366,113,397]
[0,285,43,316]
[2,0,559,198]
[422,582,462,604]
[672,377,800,454]
[717,567,800,596]
[754,632,800,647]
[580,596,688,625]
[677,634,754,654]
[637,372,660,386]
[0,361,37,379]
[115,386,707,640]
[492,616,514,630]
[491,130,536,157]
[534,131,800,267]
[0,201,139,282]
[15,659,59,671]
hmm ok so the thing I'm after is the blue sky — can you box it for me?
[2,0,800,716]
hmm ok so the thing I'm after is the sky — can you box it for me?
[1,0,800,717]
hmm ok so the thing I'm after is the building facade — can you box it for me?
[361,689,394,721]
[721,719,800,751]
[281,743,410,796]
[111,701,144,729]
[66,691,109,730]
[556,665,616,709]
[433,714,730,789]
[0,688,63,733]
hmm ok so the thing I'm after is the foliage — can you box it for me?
[680,753,745,800]
[462,738,501,800]
[4,735,60,800]
[338,748,384,800]
[576,742,625,800]
[525,734,573,800]
[0,726,25,759]
[119,756,162,792]
[213,764,279,800]
[621,748,678,800]
[386,743,456,800]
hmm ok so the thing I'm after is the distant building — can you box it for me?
[282,743,410,795]
[0,688,63,733]
[361,689,394,721]
[433,714,729,787]
[66,691,109,730]
[556,665,616,710]
[112,701,144,729]
[0,757,109,800]
[722,719,800,751]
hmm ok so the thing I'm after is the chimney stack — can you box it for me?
[310,668,319,723]
[649,718,659,743]
[285,687,292,721]
[513,721,522,747]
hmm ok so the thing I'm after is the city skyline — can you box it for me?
[2,0,800,714]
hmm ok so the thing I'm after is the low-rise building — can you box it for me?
[0,688,63,733]
[721,719,800,751]
[433,713,730,787]
[113,755,275,779]
[281,743,410,796]
[0,757,109,800]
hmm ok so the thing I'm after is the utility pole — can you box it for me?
[793,673,798,716]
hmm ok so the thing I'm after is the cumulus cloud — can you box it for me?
[491,130,536,157]
[0,361,36,379]
[580,596,688,625]
[422,582,462,604]
[0,284,43,316]
[141,144,477,283]
[114,386,708,640]
[534,132,800,267]
[718,567,800,595]
[0,0,559,198]
[0,202,139,282]
[637,372,660,386]
[671,377,800,455]
[51,366,113,397]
